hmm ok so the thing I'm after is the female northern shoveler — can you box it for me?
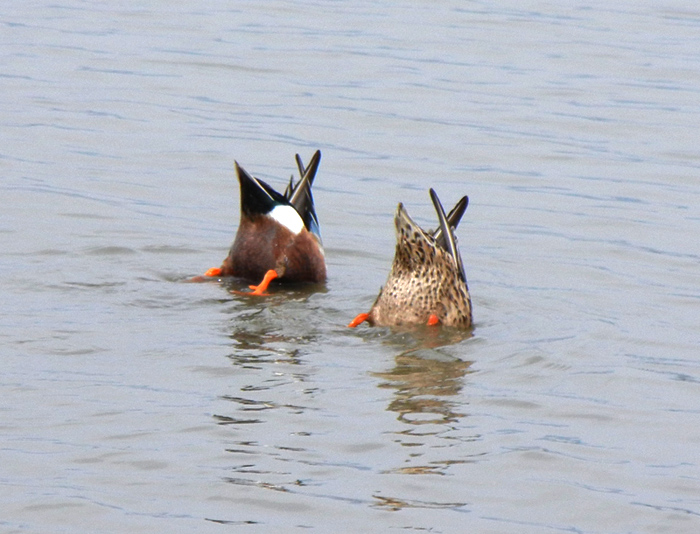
[349,188,472,328]
[204,150,326,295]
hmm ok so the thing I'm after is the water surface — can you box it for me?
[2,2,700,533]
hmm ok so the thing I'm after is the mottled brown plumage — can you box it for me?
[350,189,472,328]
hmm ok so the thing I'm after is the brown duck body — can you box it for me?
[363,190,472,328]
[207,150,326,290]
[219,213,326,283]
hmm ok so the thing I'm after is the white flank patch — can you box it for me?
[270,205,304,234]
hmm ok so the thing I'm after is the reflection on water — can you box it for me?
[220,280,325,367]
[374,348,473,426]
[213,299,322,501]
[4,1,700,531]
[372,494,469,512]
[371,329,479,483]
[212,288,322,433]
[213,288,478,516]
[373,326,474,423]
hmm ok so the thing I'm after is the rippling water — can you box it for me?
[3,2,700,533]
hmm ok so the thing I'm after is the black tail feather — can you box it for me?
[236,162,287,217]
[430,189,467,285]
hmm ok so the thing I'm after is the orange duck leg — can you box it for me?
[347,313,370,328]
[248,269,279,296]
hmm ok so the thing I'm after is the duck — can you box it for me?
[348,188,472,328]
[204,150,326,294]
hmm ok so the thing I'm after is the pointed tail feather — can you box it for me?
[288,150,321,207]
[295,153,306,180]
[236,162,287,217]
[429,189,467,284]
[432,195,468,248]
[288,150,322,240]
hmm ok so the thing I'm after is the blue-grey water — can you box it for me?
[3,2,700,533]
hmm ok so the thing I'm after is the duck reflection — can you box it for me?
[374,345,473,426]
[212,294,319,429]
[220,283,324,368]
[372,334,476,480]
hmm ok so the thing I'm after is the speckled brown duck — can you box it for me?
[349,189,472,328]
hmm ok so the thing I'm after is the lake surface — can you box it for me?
[3,2,700,532]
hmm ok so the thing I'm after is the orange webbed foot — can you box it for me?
[247,269,279,296]
[348,313,370,328]
[188,267,222,282]
[427,314,440,326]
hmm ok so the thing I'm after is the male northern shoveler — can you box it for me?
[349,189,472,328]
[204,150,326,294]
